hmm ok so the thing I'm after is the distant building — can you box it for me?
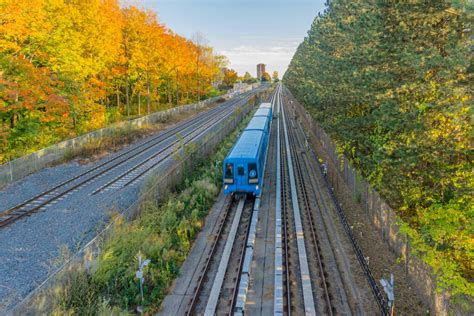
[257,63,266,81]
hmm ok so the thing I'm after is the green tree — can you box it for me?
[284,0,473,298]
[242,71,257,84]
[272,71,279,82]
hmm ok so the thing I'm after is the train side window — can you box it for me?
[248,163,258,184]
[224,163,234,184]
[237,165,245,176]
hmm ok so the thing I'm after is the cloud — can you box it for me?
[219,43,299,77]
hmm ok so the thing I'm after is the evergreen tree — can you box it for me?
[284,0,473,298]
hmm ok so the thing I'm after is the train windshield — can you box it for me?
[248,163,258,184]
[224,162,234,184]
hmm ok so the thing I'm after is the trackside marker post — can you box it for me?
[136,254,151,313]
[380,273,395,316]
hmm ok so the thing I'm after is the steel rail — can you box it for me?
[310,146,390,315]
[91,100,239,193]
[1,93,247,215]
[186,195,235,315]
[280,87,316,315]
[279,95,292,316]
[284,101,334,315]
[232,86,279,315]
[204,197,246,315]
[228,198,254,314]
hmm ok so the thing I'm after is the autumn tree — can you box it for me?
[221,68,238,88]
[0,1,224,162]
[261,72,271,82]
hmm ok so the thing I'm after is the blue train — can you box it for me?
[223,102,273,195]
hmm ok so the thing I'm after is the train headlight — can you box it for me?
[225,185,228,190]
[256,185,259,190]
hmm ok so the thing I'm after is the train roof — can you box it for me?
[254,108,271,117]
[259,102,272,109]
[245,116,268,131]
[227,130,264,159]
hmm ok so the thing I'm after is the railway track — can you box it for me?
[185,195,253,315]
[0,89,262,228]
[185,89,278,316]
[284,99,336,315]
[281,86,391,315]
[274,84,293,315]
[278,85,317,315]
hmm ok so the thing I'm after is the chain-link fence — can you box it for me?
[9,90,267,315]
[0,87,260,188]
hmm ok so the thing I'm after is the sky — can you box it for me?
[127,0,326,78]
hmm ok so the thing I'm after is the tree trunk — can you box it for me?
[116,88,120,109]
[10,112,17,129]
[138,91,141,116]
[147,76,151,115]
[167,81,172,108]
[125,79,130,118]
[176,79,179,106]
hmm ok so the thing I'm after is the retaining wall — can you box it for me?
[0,85,259,187]
[10,89,268,315]
[288,95,462,315]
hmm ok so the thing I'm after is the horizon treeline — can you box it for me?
[284,1,472,299]
[0,0,226,163]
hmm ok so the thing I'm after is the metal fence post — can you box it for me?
[9,159,13,182]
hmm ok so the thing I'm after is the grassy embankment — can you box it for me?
[36,105,256,314]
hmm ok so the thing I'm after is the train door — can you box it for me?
[236,164,246,189]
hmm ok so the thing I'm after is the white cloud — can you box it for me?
[219,42,298,77]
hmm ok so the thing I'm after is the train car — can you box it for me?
[253,107,272,120]
[223,130,265,195]
[245,116,270,134]
[259,102,272,111]
[245,116,270,150]
[223,103,273,196]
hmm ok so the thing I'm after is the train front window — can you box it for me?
[248,163,258,184]
[224,163,234,184]
[237,165,245,176]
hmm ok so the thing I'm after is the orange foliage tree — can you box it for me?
[0,0,227,162]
